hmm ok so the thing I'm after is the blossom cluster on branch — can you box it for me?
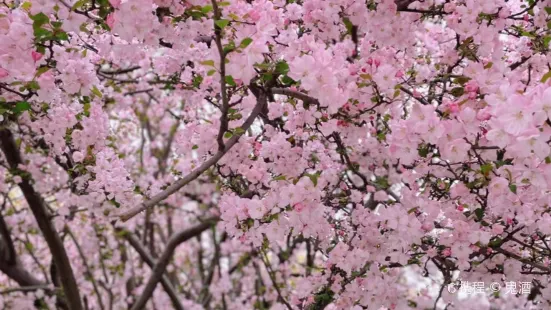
[1,0,551,309]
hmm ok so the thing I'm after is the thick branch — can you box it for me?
[212,0,230,151]
[121,230,186,310]
[119,89,267,221]
[0,212,44,287]
[130,217,219,310]
[66,228,105,310]
[271,87,320,105]
[0,128,83,310]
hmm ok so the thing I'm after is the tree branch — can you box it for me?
[0,128,83,310]
[212,0,230,151]
[271,87,320,105]
[121,230,186,310]
[119,88,267,222]
[130,216,219,310]
[0,212,45,287]
[66,227,105,310]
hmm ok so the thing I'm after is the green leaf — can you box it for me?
[234,127,245,135]
[546,156,551,164]
[201,5,213,13]
[91,86,103,98]
[25,242,34,251]
[72,0,87,10]
[225,75,236,86]
[223,41,236,54]
[306,172,321,187]
[488,237,502,248]
[450,87,465,97]
[224,131,233,139]
[542,71,551,83]
[474,208,484,220]
[544,36,551,48]
[109,199,121,208]
[207,69,216,76]
[200,60,215,67]
[275,61,289,75]
[31,13,50,28]
[480,163,492,175]
[218,1,231,6]
[192,145,199,150]
[51,21,63,29]
[55,31,69,41]
[453,76,471,85]
[13,101,31,114]
[193,75,203,88]
[280,75,295,85]
[239,37,253,48]
[342,17,354,35]
[83,102,91,117]
[272,175,286,181]
[215,19,230,29]
[34,28,52,40]
[26,81,40,91]
[509,184,517,194]
[545,6,551,14]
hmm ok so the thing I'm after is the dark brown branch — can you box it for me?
[130,217,219,310]
[119,88,267,221]
[121,230,186,310]
[0,212,44,287]
[271,88,320,105]
[213,0,230,151]
[66,227,105,310]
[0,128,83,310]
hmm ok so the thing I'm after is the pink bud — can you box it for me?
[448,102,460,114]
[442,248,451,257]
[248,9,261,22]
[31,51,43,62]
[523,14,529,21]
[106,13,116,29]
[293,203,305,213]
[0,67,8,78]
[413,90,422,98]
[395,70,404,78]
[373,59,381,67]
[465,81,479,93]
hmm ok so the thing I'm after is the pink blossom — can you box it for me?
[31,51,43,62]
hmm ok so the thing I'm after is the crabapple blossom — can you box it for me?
[2,0,551,309]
